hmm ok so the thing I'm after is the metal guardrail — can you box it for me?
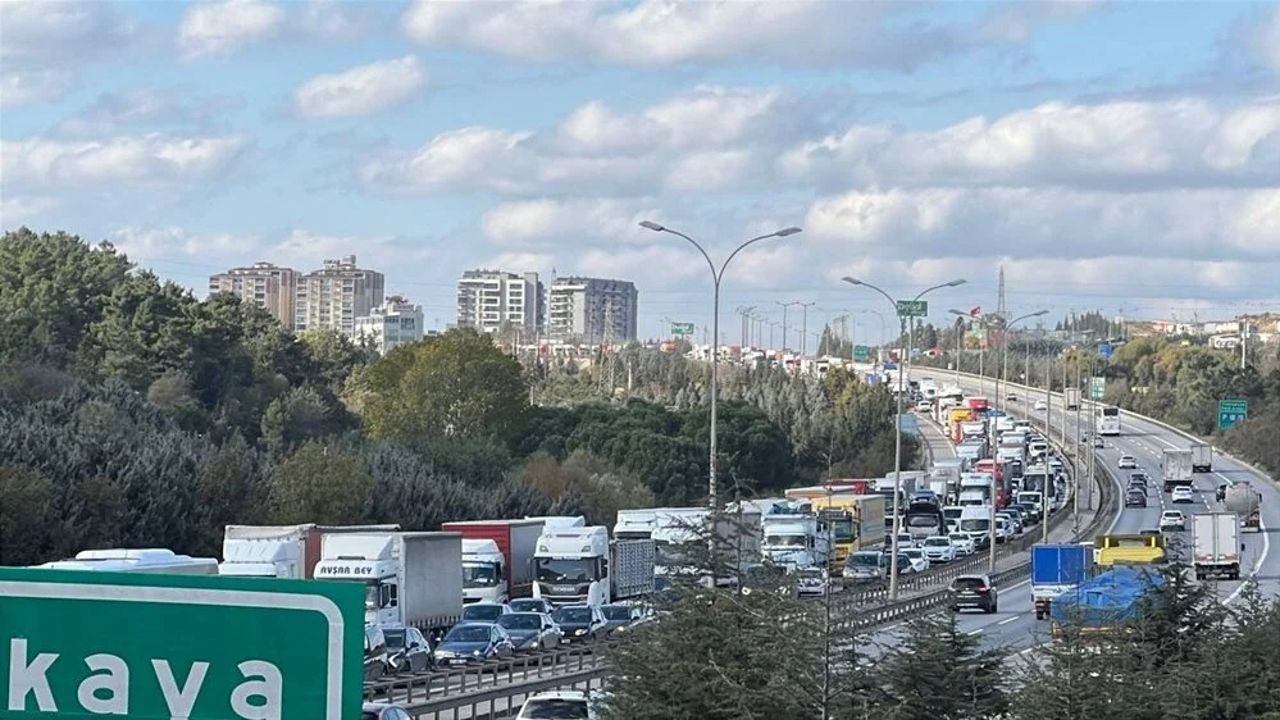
[404,668,607,720]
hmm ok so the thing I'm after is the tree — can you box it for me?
[268,442,372,524]
[876,612,1008,719]
[260,386,339,455]
[0,466,55,566]
[364,329,529,443]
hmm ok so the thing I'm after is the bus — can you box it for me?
[1095,405,1121,436]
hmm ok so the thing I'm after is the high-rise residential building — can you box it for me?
[355,296,424,354]
[548,276,638,345]
[207,262,297,328]
[455,270,544,334]
[295,255,385,336]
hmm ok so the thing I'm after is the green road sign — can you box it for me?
[671,322,694,336]
[0,568,362,720]
[853,345,871,361]
[1218,398,1248,430]
[1089,376,1106,400]
[896,300,928,318]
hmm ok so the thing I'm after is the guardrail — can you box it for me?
[404,668,607,720]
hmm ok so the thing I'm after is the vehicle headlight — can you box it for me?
[472,650,482,656]
[575,629,586,635]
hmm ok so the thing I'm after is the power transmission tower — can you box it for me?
[996,264,1007,325]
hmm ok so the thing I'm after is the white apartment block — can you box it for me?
[456,270,543,334]
[355,297,424,354]
[548,276,638,344]
[295,255,385,336]
[208,262,297,328]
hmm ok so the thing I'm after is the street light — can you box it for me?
[640,220,801,511]
[841,276,966,601]
[999,311,1049,414]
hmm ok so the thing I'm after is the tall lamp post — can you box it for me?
[999,311,1049,413]
[640,221,801,510]
[842,276,966,600]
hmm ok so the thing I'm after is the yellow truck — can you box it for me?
[810,494,886,574]
[1094,534,1166,567]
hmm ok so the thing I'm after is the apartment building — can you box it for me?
[455,270,544,334]
[354,297,424,354]
[548,276,638,345]
[207,262,297,328]
[295,255,385,336]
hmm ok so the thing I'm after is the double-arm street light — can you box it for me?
[842,276,966,600]
[640,221,802,510]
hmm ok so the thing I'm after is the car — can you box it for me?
[552,604,608,643]
[950,574,999,613]
[1093,437,1106,449]
[1125,489,1147,508]
[461,602,512,624]
[1006,392,1017,401]
[497,612,564,652]
[922,536,956,563]
[383,625,432,674]
[1130,472,1151,484]
[896,531,916,549]
[434,622,515,665]
[364,624,389,682]
[793,566,832,598]
[1171,485,1196,504]
[845,550,886,582]
[993,516,1010,543]
[948,532,976,557]
[509,598,556,615]
[996,512,1022,536]
[899,547,931,574]
[916,400,933,412]
[600,604,646,634]
[1033,400,1047,411]
[516,690,593,720]
[1160,510,1186,531]
[363,702,411,720]
[1117,455,1138,469]
[1013,502,1040,525]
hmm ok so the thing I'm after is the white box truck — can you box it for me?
[1190,442,1213,473]
[218,524,399,579]
[314,531,463,632]
[1064,387,1081,411]
[1192,513,1240,580]
[1161,449,1194,493]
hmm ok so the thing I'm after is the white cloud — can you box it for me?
[1241,5,1280,73]
[0,1,138,61]
[108,225,253,261]
[0,195,57,225]
[400,1,1052,70]
[1,134,247,187]
[481,198,657,245]
[0,69,74,108]
[481,252,556,278]
[294,56,427,119]
[179,0,286,58]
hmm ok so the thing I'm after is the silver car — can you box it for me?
[496,612,563,652]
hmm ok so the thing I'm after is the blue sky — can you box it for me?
[3,0,1279,344]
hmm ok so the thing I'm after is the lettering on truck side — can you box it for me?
[315,566,375,576]
[6,638,284,719]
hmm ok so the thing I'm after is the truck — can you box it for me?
[1064,387,1081,411]
[313,532,463,631]
[760,513,832,569]
[531,525,655,606]
[1192,513,1241,580]
[1190,442,1213,473]
[441,518,545,604]
[614,507,762,586]
[1161,449,1194,492]
[1094,533,1165,567]
[1224,481,1263,532]
[1049,566,1164,635]
[36,548,217,575]
[218,524,399,579]
[1031,544,1093,620]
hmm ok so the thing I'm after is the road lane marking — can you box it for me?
[967,628,984,636]
[997,615,1020,625]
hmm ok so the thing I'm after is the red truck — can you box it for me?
[965,396,990,413]
[441,518,546,604]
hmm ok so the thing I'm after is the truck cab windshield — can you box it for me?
[463,564,499,587]
[764,534,807,548]
[535,558,597,583]
[822,516,854,543]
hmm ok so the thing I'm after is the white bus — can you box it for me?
[1095,405,1121,436]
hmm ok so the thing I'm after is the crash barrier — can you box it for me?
[404,668,607,720]
[366,642,607,706]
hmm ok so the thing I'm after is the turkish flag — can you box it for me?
[970,306,982,316]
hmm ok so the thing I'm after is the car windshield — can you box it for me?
[602,606,632,621]
[764,534,807,548]
[949,534,969,543]
[463,605,503,621]
[925,538,950,547]
[445,626,490,643]
[382,628,405,649]
[519,699,589,719]
[553,608,592,624]
[849,553,879,567]
[959,519,990,532]
[498,614,541,630]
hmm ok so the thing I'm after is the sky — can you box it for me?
[2,0,1279,346]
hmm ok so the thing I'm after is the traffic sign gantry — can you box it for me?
[896,300,928,318]
[1218,398,1248,430]
[0,568,362,719]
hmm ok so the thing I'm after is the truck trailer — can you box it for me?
[218,523,399,579]
[1031,544,1093,620]
[313,531,463,631]
[1161,449,1194,493]
[1224,482,1263,532]
[1191,513,1240,580]
[441,518,545,604]
[1190,442,1213,473]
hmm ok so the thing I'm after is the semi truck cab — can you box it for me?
[532,526,611,606]
[314,535,401,626]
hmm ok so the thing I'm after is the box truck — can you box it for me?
[314,531,463,631]
[1190,442,1213,473]
[1031,544,1093,620]
[1192,513,1240,580]
[441,518,545,604]
[218,523,399,579]
[1161,449,1194,493]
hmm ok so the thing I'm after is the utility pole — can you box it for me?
[799,301,816,357]
[776,301,794,353]
[1042,348,1052,544]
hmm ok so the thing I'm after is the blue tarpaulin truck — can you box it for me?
[1049,566,1164,634]
[1031,543,1094,620]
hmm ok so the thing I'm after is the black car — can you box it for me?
[1125,489,1147,508]
[383,626,432,674]
[551,605,607,643]
[1013,502,1040,524]
[600,604,645,634]
[364,624,389,681]
[509,598,556,615]
[950,574,998,613]
[434,623,515,666]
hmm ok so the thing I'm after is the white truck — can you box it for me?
[760,513,832,569]
[1064,387,1081,411]
[36,549,217,575]
[614,507,762,586]
[313,531,463,631]
[1161,449,1194,493]
[442,518,545,604]
[1192,512,1240,580]
[1190,442,1213,473]
[1224,482,1263,532]
[218,524,399,579]
[531,525,655,606]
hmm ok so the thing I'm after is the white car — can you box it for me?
[900,547,931,574]
[1159,510,1186,531]
[1171,486,1196,504]
[948,532,976,557]
[1033,400,1047,411]
[922,536,956,563]
[1006,392,1017,401]
[517,690,594,719]
[916,400,933,412]
[1117,455,1138,469]
[363,703,411,720]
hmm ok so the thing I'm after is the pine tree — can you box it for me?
[875,612,1008,719]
